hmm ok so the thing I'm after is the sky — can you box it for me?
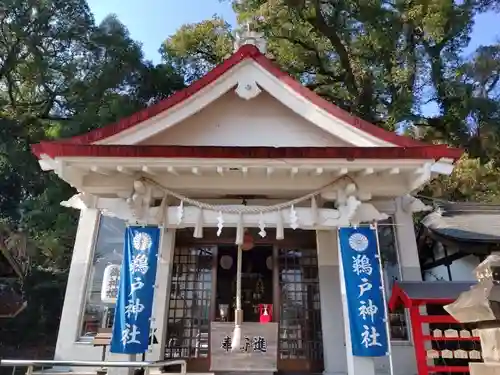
[87,0,237,64]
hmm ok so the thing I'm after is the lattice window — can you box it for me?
[278,248,323,361]
[164,246,214,359]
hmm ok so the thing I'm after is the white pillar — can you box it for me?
[54,207,101,362]
[390,197,424,375]
[316,230,348,375]
[147,228,176,361]
[337,229,377,375]
[394,197,422,281]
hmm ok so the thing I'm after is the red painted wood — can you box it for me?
[390,282,476,375]
[418,315,459,324]
[422,335,480,342]
[427,366,471,372]
[409,307,430,375]
[32,143,463,160]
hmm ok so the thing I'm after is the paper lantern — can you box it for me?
[101,264,121,304]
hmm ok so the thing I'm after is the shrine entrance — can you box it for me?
[216,245,273,324]
[163,228,324,373]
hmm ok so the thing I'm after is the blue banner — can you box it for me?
[339,226,389,357]
[110,226,160,354]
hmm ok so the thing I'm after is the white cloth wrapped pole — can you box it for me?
[231,244,243,351]
[276,209,284,240]
[311,196,318,225]
[235,213,244,245]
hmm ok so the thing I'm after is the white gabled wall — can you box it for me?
[98,60,394,147]
[139,91,350,147]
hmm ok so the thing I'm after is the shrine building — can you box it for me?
[31,33,462,375]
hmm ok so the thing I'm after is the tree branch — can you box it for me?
[298,0,359,96]
[271,34,344,81]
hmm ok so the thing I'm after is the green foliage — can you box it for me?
[0,0,184,352]
[0,0,184,264]
[423,154,500,203]
[161,16,233,83]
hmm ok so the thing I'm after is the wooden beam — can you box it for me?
[266,167,274,178]
[409,164,432,191]
[90,199,374,229]
[167,166,178,176]
[81,173,410,197]
[142,166,157,176]
[336,168,348,176]
[389,167,400,175]
[361,168,374,176]
[421,251,468,271]
[313,167,323,176]
[90,166,111,175]
[116,166,134,175]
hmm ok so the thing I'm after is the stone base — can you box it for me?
[470,362,500,375]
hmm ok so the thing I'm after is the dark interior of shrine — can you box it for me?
[216,245,273,322]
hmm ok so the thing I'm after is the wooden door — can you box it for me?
[275,246,324,373]
[163,245,216,372]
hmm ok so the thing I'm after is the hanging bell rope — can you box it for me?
[231,243,243,351]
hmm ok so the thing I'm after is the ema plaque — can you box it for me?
[210,322,278,372]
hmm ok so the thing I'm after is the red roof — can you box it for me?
[31,44,462,161]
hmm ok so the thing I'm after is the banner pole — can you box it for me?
[372,222,395,375]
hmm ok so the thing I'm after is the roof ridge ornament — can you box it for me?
[233,22,267,54]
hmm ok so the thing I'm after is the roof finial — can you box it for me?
[233,17,267,54]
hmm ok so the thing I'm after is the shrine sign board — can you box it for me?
[210,322,278,372]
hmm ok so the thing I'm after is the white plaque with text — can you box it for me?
[210,322,278,372]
